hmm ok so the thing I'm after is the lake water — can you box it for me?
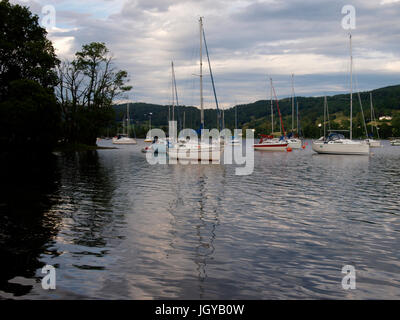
[1,139,400,299]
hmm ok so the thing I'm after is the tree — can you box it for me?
[0,0,58,100]
[0,80,60,152]
[57,42,132,145]
[392,114,400,137]
[0,0,60,152]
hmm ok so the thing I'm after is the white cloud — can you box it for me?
[11,0,400,107]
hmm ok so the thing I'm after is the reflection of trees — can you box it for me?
[60,151,118,249]
[0,154,61,297]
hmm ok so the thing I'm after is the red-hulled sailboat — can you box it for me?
[254,78,288,151]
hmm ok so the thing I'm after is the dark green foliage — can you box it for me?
[0,80,60,152]
[116,84,400,139]
[392,114,400,137]
[57,42,132,145]
[0,0,60,152]
[0,0,58,99]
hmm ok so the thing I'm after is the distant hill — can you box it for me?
[114,84,400,138]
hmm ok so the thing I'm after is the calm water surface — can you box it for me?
[1,140,400,299]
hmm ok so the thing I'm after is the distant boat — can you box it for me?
[254,78,288,151]
[365,92,381,148]
[167,17,223,162]
[142,137,168,153]
[286,74,302,149]
[229,105,240,146]
[254,135,288,151]
[312,34,369,155]
[113,103,137,145]
[391,139,400,146]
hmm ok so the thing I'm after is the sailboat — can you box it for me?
[112,103,137,145]
[365,92,381,147]
[312,34,369,155]
[229,105,240,145]
[286,74,302,149]
[254,78,288,151]
[144,112,153,142]
[167,17,222,162]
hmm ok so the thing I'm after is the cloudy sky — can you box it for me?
[12,0,400,108]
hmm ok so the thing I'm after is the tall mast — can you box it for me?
[271,79,285,135]
[296,101,299,136]
[291,74,294,133]
[126,103,129,135]
[370,92,379,139]
[370,92,373,131]
[324,96,327,138]
[171,61,175,122]
[199,17,204,131]
[235,105,238,129]
[270,78,274,134]
[350,33,353,140]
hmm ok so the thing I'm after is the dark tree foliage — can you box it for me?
[0,0,60,152]
[0,0,58,99]
[0,80,60,152]
[57,42,132,145]
[116,85,400,139]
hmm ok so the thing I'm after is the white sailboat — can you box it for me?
[286,74,302,149]
[365,92,381,148]
[167,17,223,162]
[229,105,240,145]
[112,103,137,145]
[312,34,369,155]
[254,78,288,151]
[144,112,153,142]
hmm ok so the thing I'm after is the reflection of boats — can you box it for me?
[312,34,369,156]
[391,139,400,146]
[113,103,137,145]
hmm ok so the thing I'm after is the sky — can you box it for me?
[12,0,400,109]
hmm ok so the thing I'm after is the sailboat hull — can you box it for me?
[254,143,288,151]
[286,138,302,149]
[312,140,369,155]
[168,144,223,162]
[366,139,381,148]
[112,137,137,145]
